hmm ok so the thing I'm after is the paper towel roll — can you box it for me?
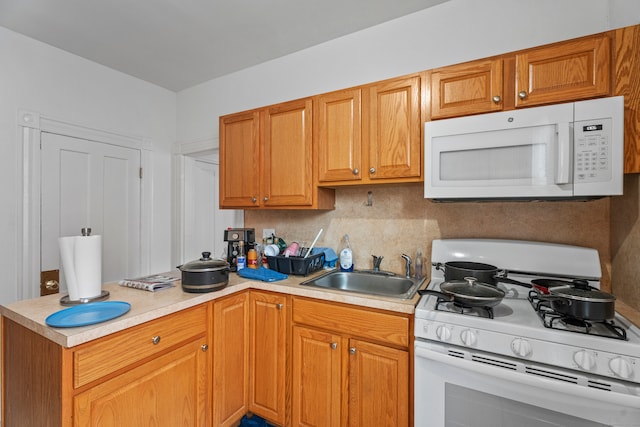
[58,234,102,301]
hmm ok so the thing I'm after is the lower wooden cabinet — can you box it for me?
[213,292,250,427]
[74,338,208,426]
[291,297,411,427]
[249,291,289,426]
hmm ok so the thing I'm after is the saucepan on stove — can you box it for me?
[434,261,582,293]
[418,276,506,308]
[537,279,616,321]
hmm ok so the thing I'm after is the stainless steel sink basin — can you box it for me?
[300,270,426,299]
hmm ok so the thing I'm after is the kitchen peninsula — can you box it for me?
[2,272,416,427]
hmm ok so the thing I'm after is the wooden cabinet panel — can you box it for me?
[430,59,504,119]
[348,339,409,427]
[614,25,640,173]
[249,291,288,425]
[219,110,261,207]
[74,304,207,388]
[74,339,208,427]
[291,326,343,427]
[515,35,611,107]
[367,75,422,180]
[292,297,409,347]
[213,292,250,427]
[316,88,363,182]
[262,99,314,206]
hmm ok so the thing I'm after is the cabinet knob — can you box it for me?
[201,344,209,352]
[45,280,59,290]
[152,335,161,345]
[518,91,527,100]
[276,303,283,310]
[352,168,359,175]
[492,95,501,104]
[251,197,257,203]
[330,342,338,350]
[369,167,376,174]
[263,196,269,202]
[349,347,356,354]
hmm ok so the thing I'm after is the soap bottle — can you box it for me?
[415,248,424,280]
[339,234,354,272]
[237,241,246,271]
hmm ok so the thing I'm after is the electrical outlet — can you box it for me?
[263,228,275,238]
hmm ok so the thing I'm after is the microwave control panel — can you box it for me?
[574,118,612,182]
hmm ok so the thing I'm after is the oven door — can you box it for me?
[415,339,640,427]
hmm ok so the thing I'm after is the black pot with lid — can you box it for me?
[178,251,230,293]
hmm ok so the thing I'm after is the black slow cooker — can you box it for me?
[178,251,230,293]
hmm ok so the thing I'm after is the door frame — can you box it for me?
[17,109,152,300]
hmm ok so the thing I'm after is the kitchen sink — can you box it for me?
[300,270,426,299]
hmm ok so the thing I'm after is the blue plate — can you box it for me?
[46,301,131,328]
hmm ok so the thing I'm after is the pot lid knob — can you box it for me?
[464,277,478,286]
[201,251,212,260]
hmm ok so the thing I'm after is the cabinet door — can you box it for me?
[348,339,409,427]
[262,98,314,206]
[515,35,611,107]
[316,88,363,182]
[213,292,250,427]
[249,291,288,425]
[430,58,504,119]
[219,110,261,207]
[292,326,343,427]
[74,338,209,427]
[367,75,422,180]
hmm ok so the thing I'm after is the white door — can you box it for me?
[41,132,141,293]
[182,156,242,262]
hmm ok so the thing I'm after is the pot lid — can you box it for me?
[549,280,616,302]
[179,252,229,272]
[441,277,505,300]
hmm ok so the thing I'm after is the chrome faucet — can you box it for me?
[401,254,412,278]
[372,255,384,271]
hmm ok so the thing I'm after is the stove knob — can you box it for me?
[436,325,452,342]
[609,357,634,380]
[573,350,596,371]
[460,329,477,346]
[511,338,532,358]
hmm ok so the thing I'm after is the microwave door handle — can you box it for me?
[556,122,571,184]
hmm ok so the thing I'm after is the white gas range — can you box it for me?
[414,239,640,427]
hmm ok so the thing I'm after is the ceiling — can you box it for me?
[0,0,449,91]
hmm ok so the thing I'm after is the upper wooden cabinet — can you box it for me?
[219,99,335,209]
[429,58,504,119]
[316,75,422,185]
[614,24,640,173]
[515,34,611,107]
[429,33,612,119]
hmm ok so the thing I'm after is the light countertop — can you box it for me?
[0,269,422,348]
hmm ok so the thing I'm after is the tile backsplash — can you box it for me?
[246,183,613,290]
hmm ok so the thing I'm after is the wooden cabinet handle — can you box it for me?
[330,342,338,350]
[276,303,283,310]
[492,95,501,103]
[201,344,209,352]
[369,167,376,174]
[353,168,359,175]
[518,91,527,100]
[349,347,356,354]
[263,196,269,202]
[152,335,161,345]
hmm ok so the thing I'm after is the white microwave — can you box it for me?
[424,96,624,201]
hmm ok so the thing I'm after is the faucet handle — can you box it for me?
[372,255,383,270]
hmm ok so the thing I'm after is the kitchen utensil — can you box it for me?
[304,228,323,258]
[284,242,299,257]
[264,244,280,257]
[434,261,533,288]
[177,251,230,293]
[539,280,616,321]
[419,277,505,308]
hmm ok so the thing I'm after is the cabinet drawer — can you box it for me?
[292,298,409,347]
[73,304,208,388]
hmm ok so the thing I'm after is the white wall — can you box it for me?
[0,26,177,305]
[177,0,640,143]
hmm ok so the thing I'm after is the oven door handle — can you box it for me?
[415,344,640,409]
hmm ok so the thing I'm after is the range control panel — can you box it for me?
[574,118,612,182]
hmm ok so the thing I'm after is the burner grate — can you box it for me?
[528,290,627,340]
[434,298,494,319]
